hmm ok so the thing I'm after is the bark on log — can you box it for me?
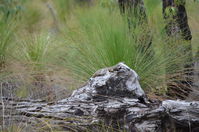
[1,63,199,132]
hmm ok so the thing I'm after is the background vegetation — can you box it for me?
[0,0,198,102]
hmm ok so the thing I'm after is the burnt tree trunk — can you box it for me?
[118,0,153,58]
[118,0,147,26]
[162,0,194,99]
[1,63,199,132]
[162,0,192,40]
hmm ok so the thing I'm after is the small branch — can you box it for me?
[45,2,60,33]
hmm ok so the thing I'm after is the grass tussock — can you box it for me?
[60,6,193,94]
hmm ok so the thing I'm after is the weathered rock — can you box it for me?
[1,63,199,132]
[70,63,146,101]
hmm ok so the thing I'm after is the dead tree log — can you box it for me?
[1,63,199,132]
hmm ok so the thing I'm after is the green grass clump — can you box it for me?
[52,0,76,23]
[0,21,14,68]
[0,0,23,21]
[18,33,51,70]
[61,6,189,93]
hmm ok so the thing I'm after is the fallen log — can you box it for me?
[1,63,199,132]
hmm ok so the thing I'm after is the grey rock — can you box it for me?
[70,63,145,101]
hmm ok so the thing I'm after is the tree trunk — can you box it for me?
[118,0,153,58]
[162,0,193,99]
[118,0,147,28]
[162,0,192,40]
[1,63,199,132]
